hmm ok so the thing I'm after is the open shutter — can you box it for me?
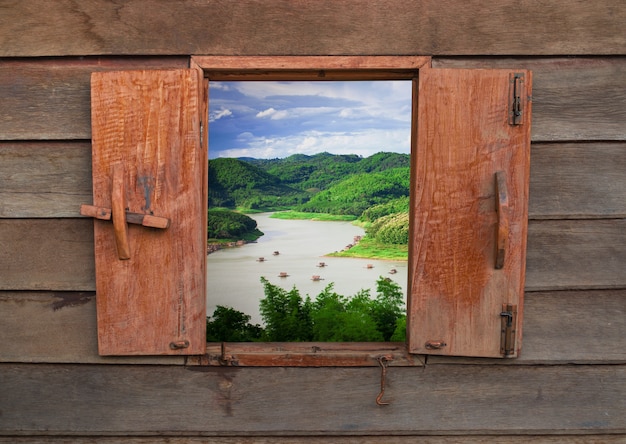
[408,68,532,358]
[83,69,207,355]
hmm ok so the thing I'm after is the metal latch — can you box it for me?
[509,73,525,125]
[500,303,517,356]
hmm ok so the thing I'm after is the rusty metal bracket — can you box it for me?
[376,355,393,406]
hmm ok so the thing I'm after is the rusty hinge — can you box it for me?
[500,303,518,356]
[508,73,525,125]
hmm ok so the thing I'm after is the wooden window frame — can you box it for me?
[186,56,530,367]
[192,56,428,367]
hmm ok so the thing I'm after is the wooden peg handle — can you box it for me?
[495,171,509,269]
[111,163,131,260]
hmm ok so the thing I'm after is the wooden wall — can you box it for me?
[1,1,625,441]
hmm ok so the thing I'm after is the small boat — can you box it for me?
[278,272,289,278]
[389,268,397,274]
[311,275,322,281]
[256,257,265,262]
[366,264,374,269]
[273,251,280,256]
[317,261,326,267]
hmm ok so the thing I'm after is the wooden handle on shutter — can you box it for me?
[111,163,131,260]
[495,171,509,269]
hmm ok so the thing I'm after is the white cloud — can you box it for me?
[256,108,290,120]
[209,107,232,122]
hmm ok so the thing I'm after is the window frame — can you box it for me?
[192,55,429,367]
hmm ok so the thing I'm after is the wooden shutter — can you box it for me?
[408,68,532,358]
[84,69,207,355]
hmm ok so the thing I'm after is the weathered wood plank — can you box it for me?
[0,292,184,365]
[0,142,92,218]
[0,219,95,291]
[432,57,626,142]
[0,290,626,371]
[2,437,626,443]
[427,290,626,365]
[1,219,625,291]
[1,57,624,141]
[524,219,626,291]
[0,1,624,57]
[1,363,624,435]
[0,58,188,140]
[3,142,625,219]
[3,290,622,365]
[530,143,626,219]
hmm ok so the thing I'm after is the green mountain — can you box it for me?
[208,152,411,214]
[208,157,307,210]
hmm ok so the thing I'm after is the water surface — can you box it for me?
[207,213,408,324]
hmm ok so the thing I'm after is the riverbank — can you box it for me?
[327,236,408,261]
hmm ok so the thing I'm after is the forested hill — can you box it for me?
[209,151,410,214]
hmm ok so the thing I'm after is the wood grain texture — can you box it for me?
[1,57,624,142]
[529,142,626,219]
[3,142,625,219]
[0,58,188,140]
[525,219,626,291]
[2,438,625,444]
[0,142,92,218]
[0,1,625,57]
[0,292,184,365]
[433,57,626,142]
[428,290,626,365]
[409,68,532,357]
[1,290,623,365]
[0,219,95,291]
[90,69,206,355]
[1,363,624,435]
[2,218,625,292]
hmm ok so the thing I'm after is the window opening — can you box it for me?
[207,80,413,343]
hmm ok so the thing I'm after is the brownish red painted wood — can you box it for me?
[408,68,532,358]
[89,69,207,355]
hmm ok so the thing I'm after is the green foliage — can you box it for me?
[208,157,307,210]
[298,167,410,216]
[208,209,263,240]
[367,212,409,245]
[255,276,405,342]
[209,152,411,212]
[206,306,264,342]
[360,196,410,222]
[259,277,314,341]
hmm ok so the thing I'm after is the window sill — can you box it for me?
[187,342,425,367]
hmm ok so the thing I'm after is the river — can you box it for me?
[206,213,408,324]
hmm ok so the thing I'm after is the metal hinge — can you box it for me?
[508,73,525,125]
[500,303,517,356]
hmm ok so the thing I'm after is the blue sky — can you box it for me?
[208,81,412,159]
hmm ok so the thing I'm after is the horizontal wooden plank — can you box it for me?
[0,142,92,217]
[427,290,626,365]
[1,289,623,365]
[525,219,626,291]
[0,219,95,291]
[1,363,624,435]
[529,143,626,219]
[1,1,625,57]
[3,141,625,219]
[0,292,184,365]
[2,437,625,444]
[2,218,624,291]
[0,57,188,140]
[433,57,626,142]
[1,57,624,141]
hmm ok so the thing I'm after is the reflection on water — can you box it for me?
[207,213,408,324]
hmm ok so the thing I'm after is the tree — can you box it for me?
[206,306,264,342]
[259,277,313,341]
